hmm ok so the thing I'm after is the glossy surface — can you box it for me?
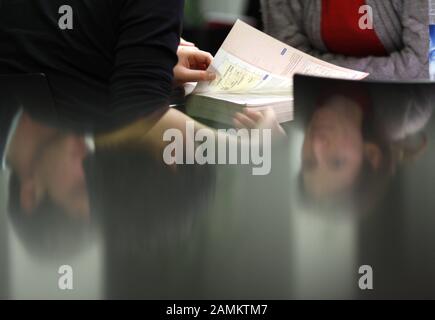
[1,75,435,299]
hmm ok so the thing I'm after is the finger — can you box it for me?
[233,117,244,129]
[243,108,264,122]
[177,68,216,83]
[178,46,200,52]
[188,50,214,68]
[180,38,196,47]
[234,112,258,129]
[262,108,278,121]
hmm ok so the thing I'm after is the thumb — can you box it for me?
[263,108,277,121]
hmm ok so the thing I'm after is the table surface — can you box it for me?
[1,78,435,300]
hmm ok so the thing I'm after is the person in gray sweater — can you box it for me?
[261,0,429,80]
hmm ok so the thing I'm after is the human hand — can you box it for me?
[173,46,216,85]
[233,108,287,139]
[179,38,196,47]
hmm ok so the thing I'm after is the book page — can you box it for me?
[195,49,293,94]
[194,20,369,95]
[197,92,293,107]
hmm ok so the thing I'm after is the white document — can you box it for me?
[197,92,293,106]
[194,20,369,95]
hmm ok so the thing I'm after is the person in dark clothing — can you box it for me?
[0,0,216,123]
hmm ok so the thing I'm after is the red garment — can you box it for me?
[321,0,388,57]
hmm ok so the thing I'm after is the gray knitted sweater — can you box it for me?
[261,0,429,80]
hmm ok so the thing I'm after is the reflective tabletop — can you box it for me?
[1,75,435,299]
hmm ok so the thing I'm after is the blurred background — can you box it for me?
[183,0,262,55]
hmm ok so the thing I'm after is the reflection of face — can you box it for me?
[302,96,364,198]
[33,134,90,218]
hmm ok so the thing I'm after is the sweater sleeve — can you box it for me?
[109,0,183,116]
[261,0,314,52]
[261,0,429,80]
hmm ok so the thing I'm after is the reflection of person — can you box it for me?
[0,81,94,257]
[302,89,381,198]
[261,0,428,80]
[0,84,90,217]
[0,99,20,171]
[2,106,93,258]
[301,83,433,200]
[5,110,90,218]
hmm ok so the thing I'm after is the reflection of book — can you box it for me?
[187,20,368,125]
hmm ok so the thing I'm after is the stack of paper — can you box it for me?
[187,20,368,125]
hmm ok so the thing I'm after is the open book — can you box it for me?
[186,20,369,125]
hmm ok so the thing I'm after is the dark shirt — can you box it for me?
[0,0,183,131]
